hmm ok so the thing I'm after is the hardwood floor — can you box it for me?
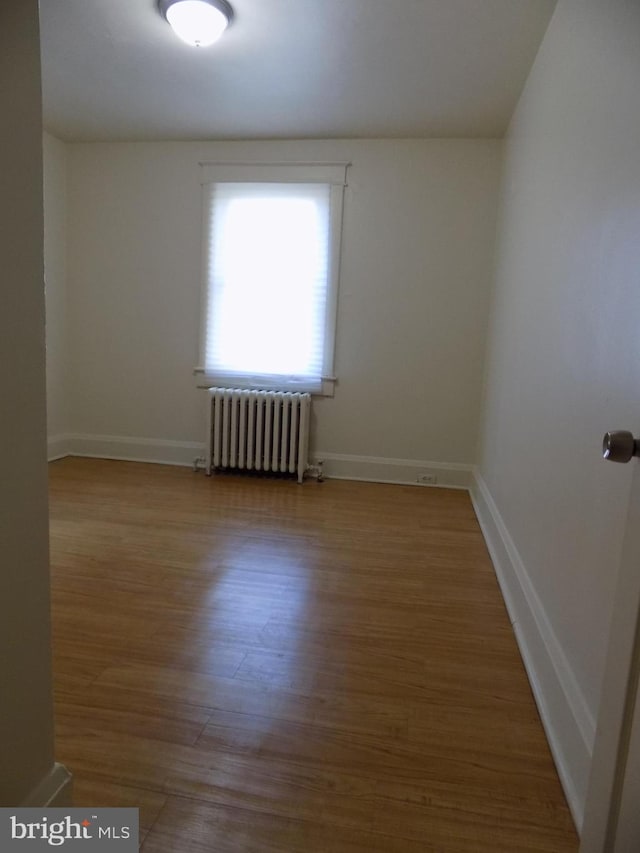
[49,457,578,852]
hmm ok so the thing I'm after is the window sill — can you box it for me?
[193,369,336,398]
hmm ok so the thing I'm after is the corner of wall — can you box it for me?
[43,130,71,443]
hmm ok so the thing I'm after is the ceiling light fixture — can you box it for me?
[158,0,233,47]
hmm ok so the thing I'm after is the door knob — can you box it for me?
[602,431,640,463]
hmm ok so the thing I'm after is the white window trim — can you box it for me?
[194,162,349,397]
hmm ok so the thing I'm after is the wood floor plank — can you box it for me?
[55,697,212,747]
[140,796,431,853]
[87,667,410,739]
[70,777,167,845]
[49,458,578,852]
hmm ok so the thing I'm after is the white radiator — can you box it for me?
[206,388,311,484]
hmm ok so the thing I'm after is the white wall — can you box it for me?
[0,2,70,806]
[474,0,640,828]
[64,139,501,483]
[44,132,69,452]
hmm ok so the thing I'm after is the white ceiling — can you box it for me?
[40,0,557,142]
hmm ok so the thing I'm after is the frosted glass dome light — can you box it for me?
[159,0,233,47]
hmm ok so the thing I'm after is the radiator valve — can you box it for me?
[307,460,324,482]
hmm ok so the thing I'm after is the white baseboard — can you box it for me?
[21,763,73,807]
[47,434,72,462]
[312,452,471,488]
[49,432,205,468]
[470,467,593,832]
[49,436,470,487]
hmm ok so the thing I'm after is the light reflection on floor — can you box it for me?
[190,536,312,692]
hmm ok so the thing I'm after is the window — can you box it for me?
[196,163,348,395]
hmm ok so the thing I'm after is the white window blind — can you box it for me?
[197,163,347,395]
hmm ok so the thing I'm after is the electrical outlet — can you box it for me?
[417,473,437,485]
